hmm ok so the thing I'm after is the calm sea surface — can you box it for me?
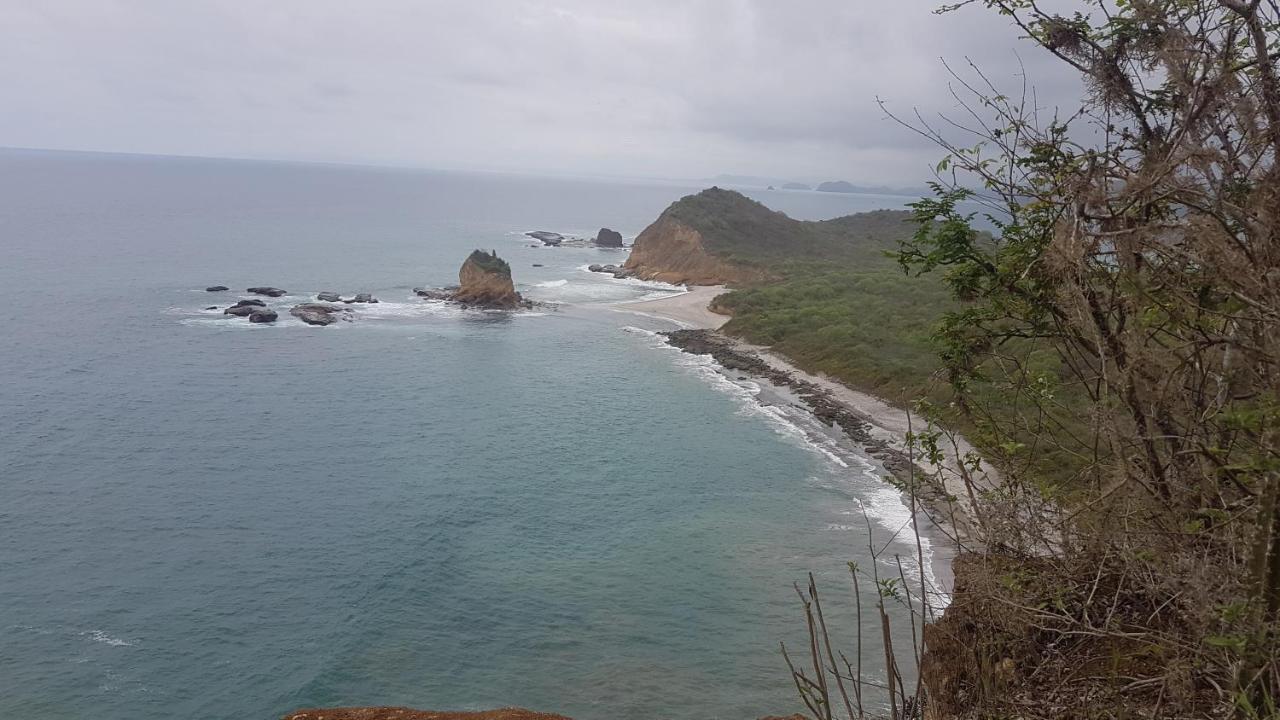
[0,149,935,720]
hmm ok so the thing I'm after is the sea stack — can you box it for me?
[453,249,523,308]
[594,228,624,248]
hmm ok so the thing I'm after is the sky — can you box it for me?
[0,1,1085,186]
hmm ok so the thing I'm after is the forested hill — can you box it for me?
[658,186,915,264]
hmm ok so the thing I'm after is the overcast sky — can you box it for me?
[1,1,1084,186]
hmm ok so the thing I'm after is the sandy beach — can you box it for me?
[620,285,994,529]
[616,285,730,329]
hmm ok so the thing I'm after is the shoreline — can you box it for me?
[615,285,730,329]
[615,285,994,548]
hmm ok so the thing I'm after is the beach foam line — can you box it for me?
[628,325,855,469]
[629,323,953,609]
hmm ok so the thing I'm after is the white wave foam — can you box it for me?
[533,279,569,288]
[83,630,134,647]
[631,323,951,609]
[654,339,855,471]
[856,490,948,609]
[348,299,464,320]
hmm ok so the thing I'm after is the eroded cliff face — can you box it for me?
[453,250,522,308]
[622,216,763,286]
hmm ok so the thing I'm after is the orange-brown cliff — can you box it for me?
[622,187,842,286]
[622,215,764,285]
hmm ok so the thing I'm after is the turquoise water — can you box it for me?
[0,149,936,719]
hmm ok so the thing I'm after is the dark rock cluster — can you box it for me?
[587,264,635,280]
[247,286,287,297]
[290,303,352,326]
[223,298,277,323]
[660,329,931,493]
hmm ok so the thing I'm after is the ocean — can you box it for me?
[0,149,937,720]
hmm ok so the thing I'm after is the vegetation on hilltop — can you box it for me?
[663,186,1091,484]
[672,3,1280,718]
[466,249,511,276]
[661,187,916,265]
[767,1,1280,718]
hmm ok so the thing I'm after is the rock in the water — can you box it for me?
[594,228,624,247]
[290,303,346,326]
[247,286,287,297]
[248,309,278,323]
[525,231,564,246]
[452,249,523,308]
[352,293,377,303]
[224,299,267,316]
[532,263,544,267]
[205,285,229,292]
[587,263,635,279]
[414,287,454,301]
[316,291,340,302]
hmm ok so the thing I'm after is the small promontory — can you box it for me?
[452,249,523,308]
[622,188,783,285]
[624,187,917,286]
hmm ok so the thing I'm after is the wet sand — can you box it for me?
[616,285,730,329]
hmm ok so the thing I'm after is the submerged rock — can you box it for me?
[587,263,634,280]
[205,285,229,292]
[290,303,348,326]
[414,287,454,301]
[248,309,278,323]
[247,286,287,297]
[316,291,340,302]
[526,231,564,246]
[594,228,624,247]
[224,299,267,316]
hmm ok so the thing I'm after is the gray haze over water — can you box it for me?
[0,150,942,719]
[2,1,1083,185]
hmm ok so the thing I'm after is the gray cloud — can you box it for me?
[0,0,1086,186]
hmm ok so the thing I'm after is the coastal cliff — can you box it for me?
[623,214,763,285]
[622,187,915,287]
[453,249,522,308]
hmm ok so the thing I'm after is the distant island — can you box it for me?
[703,174,926,196]
[815,180,858,193]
